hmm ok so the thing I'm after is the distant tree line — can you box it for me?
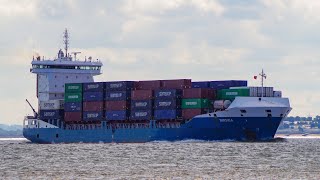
[285,116,320,123]
[280,115,320,129]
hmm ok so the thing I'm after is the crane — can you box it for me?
[26,99,38,118]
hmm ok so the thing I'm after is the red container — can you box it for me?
[83,101,104,112]
[131,90,153,100]
[182,88,216,99]
[64,112,82,122]
[182,109,207,119]
[105,101,130,111]
[161,79,192,89]
[135,80,161,90]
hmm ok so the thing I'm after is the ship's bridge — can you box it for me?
[30,29,104,101]
[31,55,103,101]
[31,57,102,75]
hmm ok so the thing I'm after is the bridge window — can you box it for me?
[240,110,247,113]
[265,110,272,113]
[32,65,101,71]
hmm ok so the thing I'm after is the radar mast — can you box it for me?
[63,28,69,57]
[259,69,267,97]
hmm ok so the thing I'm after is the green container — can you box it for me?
[65,92,83,102]
[182,98,209,109]
[65,83,83,93]
[217,88,250,100]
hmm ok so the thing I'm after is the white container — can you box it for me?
[39,100,64,110]
[213,100,232,109]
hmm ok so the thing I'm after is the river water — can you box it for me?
[1,137,320,179]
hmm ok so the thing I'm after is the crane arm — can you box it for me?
[26,99,38,118]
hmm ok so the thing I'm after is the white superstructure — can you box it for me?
[30,29,103,101]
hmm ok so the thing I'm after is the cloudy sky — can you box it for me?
[0,0,319,125]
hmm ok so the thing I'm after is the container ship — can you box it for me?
[23,30,292,143]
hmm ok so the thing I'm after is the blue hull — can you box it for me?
[23,117,283,143]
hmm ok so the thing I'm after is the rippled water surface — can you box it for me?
[1,138,320,179]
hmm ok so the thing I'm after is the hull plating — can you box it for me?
[23,117,283,143]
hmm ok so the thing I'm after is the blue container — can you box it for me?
[131,100,153,110]
[130,110,152,120]
[154,109,182,120]
[105,91,131,101]
[106,110,129,121]
[154,89,182,99]
[83,92,104,102]
[154,98,181,109]
[209,80,247,90]
[83,82,105,92]
[83,111,103,121]
[64,102,82,112]
[39,110,64,119]
[105,81,134,91]
[192,81,210,88]
[234,80,247,87]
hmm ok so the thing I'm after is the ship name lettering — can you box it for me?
[219,119,233,122]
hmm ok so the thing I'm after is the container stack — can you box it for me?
[229,87,274,97]
[61,79,257,123]
[130,90,153,120]
[217,88,250,100]
[209,80,247,90]
[154,89,182,120]
[105,81,133,121]
[64,83,83,122]
[39,100,64,121]
[192,80,247,89]
[134,80,161,90]
[82,82,105,122]
[181,88,215,120]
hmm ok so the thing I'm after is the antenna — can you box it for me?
[71,52,81,60]
[259,69,267,97]
[63,28,69,57]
